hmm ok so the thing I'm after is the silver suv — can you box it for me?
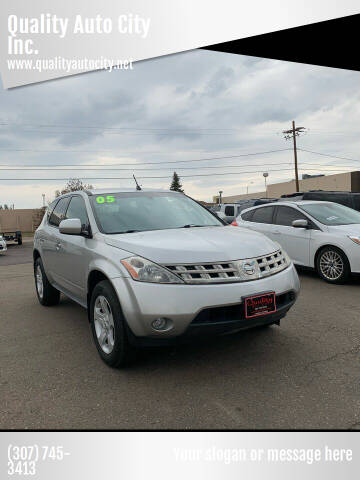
[34,188,300,367]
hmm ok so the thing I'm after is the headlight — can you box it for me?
[282,249,292,266]
[349,236,360,246]
[121,256,184,284]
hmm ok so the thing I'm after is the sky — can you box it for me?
[1,49,360,208]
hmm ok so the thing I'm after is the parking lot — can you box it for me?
[0,239,359,430]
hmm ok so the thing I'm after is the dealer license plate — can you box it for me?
[244,292,276,319]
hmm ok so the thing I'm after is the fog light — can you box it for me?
[151,317,170,331]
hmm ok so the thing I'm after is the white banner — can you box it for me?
[0,0,359,88]
[1,432,358,479]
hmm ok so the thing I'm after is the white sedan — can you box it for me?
[0,235,7,254]
[233,200,360,283]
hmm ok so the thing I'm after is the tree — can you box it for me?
[55,178,94,197]
[169,172,184,193]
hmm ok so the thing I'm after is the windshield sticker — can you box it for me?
[96,195,115,204]
[326,216,339,221]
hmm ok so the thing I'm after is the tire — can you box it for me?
[90,280,137,368]
[316,246,350,284]
[34,257,61,306]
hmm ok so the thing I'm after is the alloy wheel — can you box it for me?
[319,250,344,281]
[94,295,115,354]
[36,265,44,299]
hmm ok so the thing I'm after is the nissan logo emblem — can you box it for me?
[242,261,255,275]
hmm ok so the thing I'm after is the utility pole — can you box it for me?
[263,173,268,197]
[283,121,305,192]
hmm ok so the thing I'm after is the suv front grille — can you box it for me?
[164,249,289,284]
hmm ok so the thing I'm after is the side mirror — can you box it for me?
[59,218,82,235]
[292,219,309,229]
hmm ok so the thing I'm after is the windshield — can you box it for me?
[299,202,360,226]
[90,192,223,234]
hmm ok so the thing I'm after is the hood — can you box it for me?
[327,224,360,235]
[104,226,279,264]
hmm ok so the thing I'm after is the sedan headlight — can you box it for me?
[349,236,360,246]
[121,256,184,284]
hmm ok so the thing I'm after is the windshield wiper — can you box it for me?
[179,224,217,228]
[118,229,140,234]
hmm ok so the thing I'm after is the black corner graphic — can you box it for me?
[202,14,360,71]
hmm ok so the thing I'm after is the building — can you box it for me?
[0,208,45,233]
[213,171,360,203]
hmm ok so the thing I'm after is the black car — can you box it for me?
[300,191,360,211]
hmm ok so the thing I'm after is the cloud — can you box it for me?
[1,49,360,207]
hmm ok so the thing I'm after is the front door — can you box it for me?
[272,205,311,266]
[52,195,93,304]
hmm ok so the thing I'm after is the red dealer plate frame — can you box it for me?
[244,292,276,319]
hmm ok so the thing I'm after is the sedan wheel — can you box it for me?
[319,250,344,281]
[94,295,115,354]
[316,247,350,284]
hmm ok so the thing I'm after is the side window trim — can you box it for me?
[251,206,276,224]
[46,199,59,223]
[241,209,254,221]
[64,194,89,223]
[48,196,70,228]
[274,205,320,230]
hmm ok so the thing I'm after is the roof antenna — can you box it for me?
[133,174,142,190]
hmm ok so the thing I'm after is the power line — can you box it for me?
[0,122,243,132]
[0,148,292,167]
[0,160,358,172]
[298,148,360,164]
[1,128,239,136]
[2,165,357,182]
[0,121,282,135]
[0,161,296,171]
[0,167,297,181]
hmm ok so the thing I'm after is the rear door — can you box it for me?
[272,205,311,265]
[243,205,276,238]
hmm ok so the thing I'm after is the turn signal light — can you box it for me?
[231,220,238,226]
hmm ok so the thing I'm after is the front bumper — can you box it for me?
[111,263,300,340]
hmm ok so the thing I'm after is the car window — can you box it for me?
[224,205,234,216]
[299,202,360,225]
[241,210,254,221]
[65,196,89,228]
[251,206,275,224]
[48,197,70,227]
[274,206,309,226]
[46,199,58,221]
[90,192,222,234]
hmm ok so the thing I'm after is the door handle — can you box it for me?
[39,238,44,244]
[273,230,280,235]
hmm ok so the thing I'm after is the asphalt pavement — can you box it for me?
[0,239,359,429]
